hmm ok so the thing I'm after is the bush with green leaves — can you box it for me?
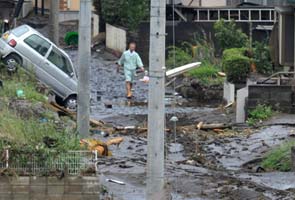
[93,0,149,31]
[214,20,249,52]
[261,141,295,172]
[247,104,273,126]
[253,41,273,75]
[166,46,193,69]
[222,48,250,83]
[189,62,224,86]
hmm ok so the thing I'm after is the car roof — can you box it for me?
[15,25,70,57]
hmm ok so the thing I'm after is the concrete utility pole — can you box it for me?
[49,0,59,45]
[77,0,92,136]
[146,0,166,199]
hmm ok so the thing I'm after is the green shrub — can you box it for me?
[189,62,224,86]
[191,33,216,63]
[247,104,273,126]
[253,41,273,75]
[93,0,149,31]
[261,141,295,172]
[222,48,250,83]
[166,46,192,69]
[214,20,249,52]
[64,32,78,45]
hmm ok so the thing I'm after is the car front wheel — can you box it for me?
[64,96,77,112]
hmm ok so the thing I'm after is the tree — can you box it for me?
[214,20,249,52]
[93,0,149,31]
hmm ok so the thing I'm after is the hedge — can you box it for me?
[222,48,250,83]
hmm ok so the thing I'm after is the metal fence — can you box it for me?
[0,150,98,176]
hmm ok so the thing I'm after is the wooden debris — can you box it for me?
[196,122,204,130]
[47,102,105,127]
[166,62,201,79]
[218,72,226,77]
[106,137,124,147]
[115,126,171,132]
[195,123,231,130]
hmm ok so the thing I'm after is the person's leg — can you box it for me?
[126,81,132,98]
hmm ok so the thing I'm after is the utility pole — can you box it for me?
[146,0,166,199]
[77,0,91,136]
[49,0,59,45]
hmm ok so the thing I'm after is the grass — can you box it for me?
[0,67,81,160]
[261,141,295,172]
[188,62,224,86]
[0,69,46,103]
[247,104,274,126]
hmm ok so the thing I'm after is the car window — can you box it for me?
[12,26,29,37]
[24,34,51,56]
[47,48,73,75]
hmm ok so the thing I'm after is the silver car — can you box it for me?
[0,25,77,111]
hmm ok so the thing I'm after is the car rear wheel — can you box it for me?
[64,96,77,112]
[4,54,21,73]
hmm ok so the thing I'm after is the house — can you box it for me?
[32,0,80,11]
[275,3,295,67]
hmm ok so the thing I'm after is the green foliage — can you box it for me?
[253,41,273,75]
[0,67,81,169]
[222,48,250,83]
[189,62,224,86]
[247,104,273,126]
[191,33,216,63]
[261,141,295,172]
[93,0,149,31]
[166,46,193,69]
[64,32,78,45]
[214,20,249,52]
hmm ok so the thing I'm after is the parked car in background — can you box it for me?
[0,25,77,111]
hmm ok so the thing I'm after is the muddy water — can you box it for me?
[66,50,295,199]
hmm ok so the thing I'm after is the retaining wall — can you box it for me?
[0,176,100,200]
[247,85,295,113]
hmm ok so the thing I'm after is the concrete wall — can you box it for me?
[0,176,100,200]
[247,85,295,113]
[106,23,127,53]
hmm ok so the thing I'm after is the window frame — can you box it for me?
[24,34,51,57]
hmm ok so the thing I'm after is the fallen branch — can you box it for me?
[115,126,171,132]
[47,102,105,127]
[196,122,231,130]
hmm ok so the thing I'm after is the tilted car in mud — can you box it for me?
[0,25,77,111]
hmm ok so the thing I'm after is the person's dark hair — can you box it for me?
[129,41,136,45]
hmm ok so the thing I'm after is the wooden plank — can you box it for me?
[47,102,105,127]
[166,62,201,79]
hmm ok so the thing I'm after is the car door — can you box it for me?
[42,47,77,98]
[17,34,51,72]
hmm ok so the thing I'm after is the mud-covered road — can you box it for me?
[67,49,295,200]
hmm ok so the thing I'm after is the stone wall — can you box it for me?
[247,85,295,113]
[0,176,100,200]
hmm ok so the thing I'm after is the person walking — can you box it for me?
[117,42,144,99]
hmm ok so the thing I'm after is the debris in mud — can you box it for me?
[106,178,125,185]
[80,137,124,156]
[195,122,231,130]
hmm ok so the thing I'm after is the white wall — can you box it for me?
[201,0,227,7]
[106,23,127,53]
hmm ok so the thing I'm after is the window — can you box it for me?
[12,26,29,37]
[24,34,50,56]
[47,48,73,75]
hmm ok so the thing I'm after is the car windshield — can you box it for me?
[12,26,29,37]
